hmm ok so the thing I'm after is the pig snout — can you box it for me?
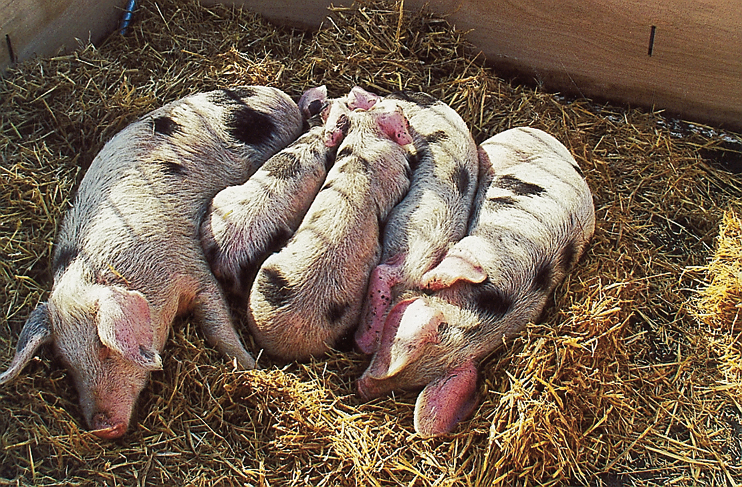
[91,412,128,439]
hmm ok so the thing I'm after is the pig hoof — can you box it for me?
[91,413,127,439]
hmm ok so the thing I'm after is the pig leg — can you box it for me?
[192,276,256,369]
[413,359,479,438]
[355,253,406,354]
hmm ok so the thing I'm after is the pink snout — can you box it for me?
[90,412,128,439]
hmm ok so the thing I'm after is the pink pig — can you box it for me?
[246,99,413,361]
[0,86,302,438]
[357,127,595,437]
[200,86,349,297]
[352,90,480,355]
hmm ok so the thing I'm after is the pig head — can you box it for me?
[358,127,595,438]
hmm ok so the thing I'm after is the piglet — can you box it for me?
[200,86,348,297]
[357,127,595,437]
[247,98,413,361]
[353,90,479,355]
[0,86,303,439]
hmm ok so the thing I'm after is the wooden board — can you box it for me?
[0,0,124,69]
[202,0,742,131]
[1,0,740,130]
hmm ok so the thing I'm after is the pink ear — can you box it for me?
[347,86,380,110]
[95,287,161,370]
[0,302,53,385]
[298,85,328,120]
[414,360,479,438]
[323,101,351,147]
[366,297,442,380]
[377,107,413,145]
[421,246,487,291]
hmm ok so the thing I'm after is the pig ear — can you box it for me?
[421,247,487,291]
[0,302,53,385]
[377,107,413,146]
[347,86,380,110]
[298,85,328,120]
[414,360,479,438]
[366,298,442,380]
[95,287,162,370]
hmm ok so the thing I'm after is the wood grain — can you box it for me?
[0,0,124,69]
[2,0,740,129]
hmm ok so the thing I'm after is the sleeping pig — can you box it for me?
[200,85,348,297]
[357,127,595,437]
[0,86,303,439]
[352,89,479,355]
[246,98,413,361]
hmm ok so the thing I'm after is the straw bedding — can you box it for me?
[1,0,741,485]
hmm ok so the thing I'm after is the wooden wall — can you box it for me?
[2,0,741,130]
[0,0,124,68]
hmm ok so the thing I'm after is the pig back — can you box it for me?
[53,86,302,299]
[380,92,479,274]
[464,127,594,305]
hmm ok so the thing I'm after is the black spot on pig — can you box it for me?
[157,159,187,176]
[212,87,258,105]
[258,267,292,308]
[335,114,350,138]
[52,243,78,275]
[263,227,292,257]
[340,156,370,174]
[236,226,293,290]
[487,196,517,209]
[560,240,578,271]
[308,208,327,224]
[267,152,301,179]
[474,284,512,318]
[425,130,449,144]
[337,146,353,160]
[327,302,350,325]
[153,116,180,136]
[532,260,554,293]
[496,175,545,197]
[227,106,275,146]
[453,163,470,195]
[388,91,437,107]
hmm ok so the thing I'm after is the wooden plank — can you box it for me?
[2,0,740,129]
[201,0,742,130]
[0,0,124,70]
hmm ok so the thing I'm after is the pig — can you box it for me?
[357,127,595,438]
[352,90,480,355]
[0,86,303,439]
[246,98,413,361]
[200,85,349,297]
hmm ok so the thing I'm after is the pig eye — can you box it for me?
[437,322,449,334]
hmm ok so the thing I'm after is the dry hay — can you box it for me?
[1,0,741,485]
